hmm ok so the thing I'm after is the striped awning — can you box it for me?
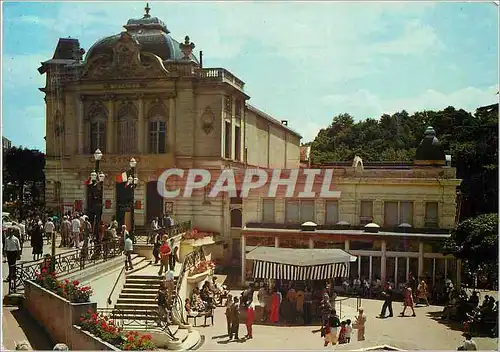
[252,260,348,280]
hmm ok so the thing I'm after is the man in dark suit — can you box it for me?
[379,284,394,318]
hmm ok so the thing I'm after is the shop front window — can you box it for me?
[386,238,419,252]
[245,236,274,247]
[349,239,381,251]
[409,258,418,280]
[359,256,370,280]
[279,237,309,248]
[396,257,407,287]
[386,257,396,283]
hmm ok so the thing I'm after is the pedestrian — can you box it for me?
[229,296,240,340]
[165,270,175,300]
[457,332,477,350]
[124,233,134,271]
[345,319,352,343]
[320,293,332,329]
[354,307,367,341]
[303,286,313,325]
[152,230,161,265]
[3,228,21,283]
[157,281,168,326]
[417,280,430,306]
[400,283,416,317]
[60,216,71,248]
[31,220,44,261]
[158,235,171,276]
[44,218,55,245]
[71,216,81,248]
[245,302,255,339]
[168,239,176,271]
[225,294,233,337]
[338,321,347,344]
[270,288,280,324]
[379,284,394,318]
[18,220,26,248]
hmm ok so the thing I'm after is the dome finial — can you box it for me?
[144,3,151,18]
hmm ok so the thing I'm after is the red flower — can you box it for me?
[127,336,135,342]
[42,268,48,274]
[72,280,80,286]
[79,317,84,322]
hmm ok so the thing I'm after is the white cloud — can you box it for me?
[320,85,499,120]
[2,53,50,88]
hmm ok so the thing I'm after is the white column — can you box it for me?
[309,238,314,249]
[369,256,373,282]
[406,257,410,282]
[432,258,436,285]
[381,240,387,282]
[357,256,361,279]
[274,236,279,248]
[344,239,350,251]
[418,241,424,278]
[444,259,448,280]
[241,235,246,286]
[394,257,398,287]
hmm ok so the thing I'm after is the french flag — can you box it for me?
[115,172,128,183]
[84,177,91,185]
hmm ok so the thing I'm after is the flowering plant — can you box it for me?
[34,269,93,303]
[189,260,216,276]
[78,309,156,350]
[183,228,216,240]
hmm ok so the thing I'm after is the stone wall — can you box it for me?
[71,326,120,351]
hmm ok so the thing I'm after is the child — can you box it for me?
[338,321,347,344]
[245,302,256,339]
[345,319,352,343]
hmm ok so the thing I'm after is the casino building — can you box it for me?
[40,6,462,285]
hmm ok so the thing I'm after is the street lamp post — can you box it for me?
[128,158,138,243]
[89,149,105,245]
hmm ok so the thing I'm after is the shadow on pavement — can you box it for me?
[10,307,54,350]
[426,311,464,332]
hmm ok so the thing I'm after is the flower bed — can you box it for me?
[183,228,217,240]
[78,309,157,351]
[189,260,215,276]
[34,268,93,303]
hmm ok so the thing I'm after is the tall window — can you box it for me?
[117,102,137,154]
[224,96,232,113]
[234,125,241,161]
[148,103,168,154]
[325,200,339,224]
[90,120,106,153]
[285,200,315,223]
[425,202,439,227]
[384,201,414,227]
[235,99,242,118]
[262,199,275,222]
[86,101,107,153]
[230,209,242,228]
[148,120,167,153]
[360,200,373,225]
[224,121,232,159]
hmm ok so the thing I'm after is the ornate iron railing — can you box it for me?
[171,246,206,325]
[8,239,124,294]
[96,307,176,340]
[133,221,191,244]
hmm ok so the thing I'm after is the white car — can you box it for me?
[2,212,14,231]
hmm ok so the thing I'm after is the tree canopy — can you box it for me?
[310,105,498,219]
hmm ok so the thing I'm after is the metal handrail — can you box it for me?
[9,239,124,294]
[133,221,191,244]
[107,265,126,306]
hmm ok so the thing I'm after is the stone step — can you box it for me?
[118,292,158,299]
[117,297,158,305]
[125,279,164,285]
[121,288,159,295]
[123,283,161,289]
[110,314,159,321]
[115,303,158,310]
[128,274,179,280]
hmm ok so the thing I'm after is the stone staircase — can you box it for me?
[109,271,202,350]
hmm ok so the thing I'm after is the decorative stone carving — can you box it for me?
[148,101,167,119]
[179,36,195,59]
[116,100,138,119]
[85,101,108,121]
[54,110,65,137]
[81,32,170,80]
[200,107,215,135]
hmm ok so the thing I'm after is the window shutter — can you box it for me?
[300,201,315,223]
[384,201,398,227]
[325,201,339,224]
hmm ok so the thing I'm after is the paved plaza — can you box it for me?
[194,291,499,350]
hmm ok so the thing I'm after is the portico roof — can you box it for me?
[246,246,356,266]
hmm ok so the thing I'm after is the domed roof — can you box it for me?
[85,4,199,63]
[415,126,445,161]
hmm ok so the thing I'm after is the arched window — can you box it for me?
[117,101,138,154]
[148,103,168,154]
[230,208,242,228]
[86,102,107,153]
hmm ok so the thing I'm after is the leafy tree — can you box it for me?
[442,213,498,282]
[3,147,45,217]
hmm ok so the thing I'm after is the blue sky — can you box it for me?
[2,1,498,151]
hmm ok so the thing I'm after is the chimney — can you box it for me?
[199,50,203,68]
[281,120,288,126]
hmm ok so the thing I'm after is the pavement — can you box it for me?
[194,291,499,350]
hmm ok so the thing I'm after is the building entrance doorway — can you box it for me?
[116,182,133,227]
[146,181,163,224]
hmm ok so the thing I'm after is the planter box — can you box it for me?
[71,325,121,351]
[24,280,97,349]
[187,270,209,284]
